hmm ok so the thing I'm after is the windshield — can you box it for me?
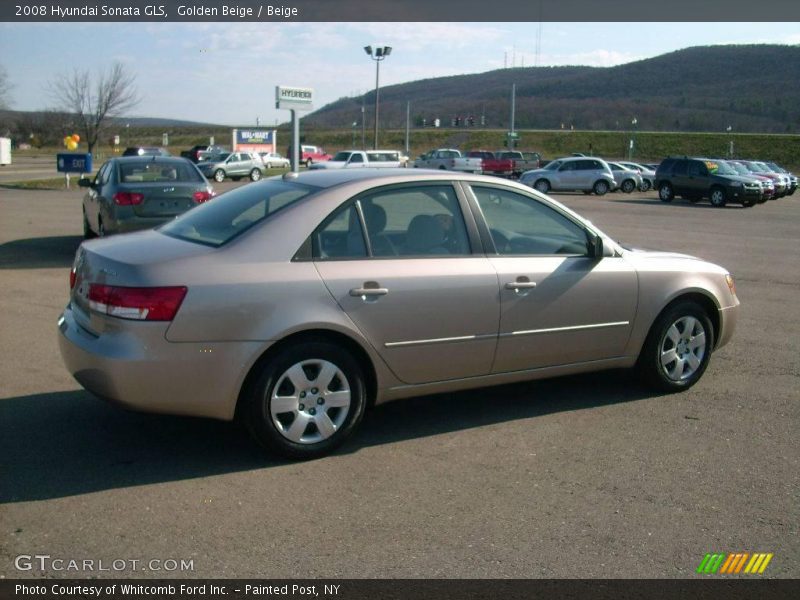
[160,180,318,247]
[332,152,352,161]
[710,161,738,176]
[544,160,561,171]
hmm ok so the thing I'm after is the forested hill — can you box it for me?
[303,45,800,133]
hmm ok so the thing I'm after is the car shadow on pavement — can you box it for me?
[612,199,745,210]
[1,371,657,503]
[0,235,82,269]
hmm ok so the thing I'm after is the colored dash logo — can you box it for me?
[697,552,773,574]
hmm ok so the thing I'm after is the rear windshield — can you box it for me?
[118,161,203,183]
[160,180,318,247]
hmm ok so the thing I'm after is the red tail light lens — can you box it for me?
[113,192,145,206]
[69,267,77,289]
[88,285,187,321]
[193,190,214,203]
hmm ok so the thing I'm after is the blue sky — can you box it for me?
[1,22,799,126]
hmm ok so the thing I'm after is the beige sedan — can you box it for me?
[59,169,739,459]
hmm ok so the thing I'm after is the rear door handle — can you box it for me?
[504,281,537,290]
[350,281,388,298]
[350,287,388,296]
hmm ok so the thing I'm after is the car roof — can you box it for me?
[112,156,191,164]
[274,167,510,189]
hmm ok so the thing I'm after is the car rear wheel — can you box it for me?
[243,340,367,459]
[637,301,714,392]
[621,179,636,194]
[658,182,674,202]
[534,179,551,193]
[593,180,609,196]
[710,186,727,207]
[214,169,226,183]
[249,169,262,181]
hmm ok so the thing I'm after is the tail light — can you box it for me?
[113,192,144,206]
[88,284,187,321]
[69,267,77,289]
[193,190,214,203]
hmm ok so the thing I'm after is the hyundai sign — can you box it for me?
[276,86,313,111]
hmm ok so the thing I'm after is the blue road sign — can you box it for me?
[57,153,92,173]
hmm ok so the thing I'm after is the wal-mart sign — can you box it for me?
[276,86,314,111]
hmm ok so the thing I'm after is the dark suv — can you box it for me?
[654,157,761,207]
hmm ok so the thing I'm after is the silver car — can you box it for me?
[59,169,739,459]
[607,162,645,194]
[197,151,266,182]
[520,156,616,196]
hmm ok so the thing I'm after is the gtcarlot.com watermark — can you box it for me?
[14,554,194,573]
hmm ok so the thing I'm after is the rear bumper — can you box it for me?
[57,304,267,421]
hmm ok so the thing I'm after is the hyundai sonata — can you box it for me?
[59,169,739,459]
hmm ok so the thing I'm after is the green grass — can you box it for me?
[0,177,80,190]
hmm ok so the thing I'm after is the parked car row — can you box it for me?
[655,156,797,207]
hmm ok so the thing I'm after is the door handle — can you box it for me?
[504,281,537,290]
[350,282,388,298]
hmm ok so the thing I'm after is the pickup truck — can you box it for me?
[466,150,514,177]
[308,150,404,170]
[413,149,483,173]
[496,151,542,177]
[180,145,228,163]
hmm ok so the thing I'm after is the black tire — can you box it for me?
[214,169,226,183]
[620,179,635,194]
[658,182,674,202]
[637,301,714,392]
[709,186,727,207]
[243,340,367,459]
[82,209,96,239]
[249,169,262,182]
[438,165,447,170]
[640,180,651,193]
[97,217,106,238]
[534,179,551,193]
[593,180,609,196]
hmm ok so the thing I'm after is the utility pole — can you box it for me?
[405,101,410,156]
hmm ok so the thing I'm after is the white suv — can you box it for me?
[520,157,616,196]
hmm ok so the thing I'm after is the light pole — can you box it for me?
[364,45,392,150]
[629,117,638,160]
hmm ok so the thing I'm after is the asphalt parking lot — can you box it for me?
[0,181,797,579]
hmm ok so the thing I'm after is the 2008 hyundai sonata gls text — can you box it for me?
[58,169,739,458]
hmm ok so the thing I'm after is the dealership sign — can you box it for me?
[276,86,314,111]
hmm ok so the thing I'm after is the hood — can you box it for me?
[620,245,700,261]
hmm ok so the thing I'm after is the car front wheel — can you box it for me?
[637,301,714,392]
[710,186,727,207]
[250,168,262,181]
[214,169,226,183]
[243,340,367,459]
[621,179,636,193]
[534,179,551,193]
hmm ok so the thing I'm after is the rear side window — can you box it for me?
[160,180,317,247]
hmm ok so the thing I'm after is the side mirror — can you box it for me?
[587,231,604,259]
[78,178,92,188]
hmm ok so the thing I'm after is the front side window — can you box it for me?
[160,180,317,247]
[314,184,471,260]
[471,186,590,256]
